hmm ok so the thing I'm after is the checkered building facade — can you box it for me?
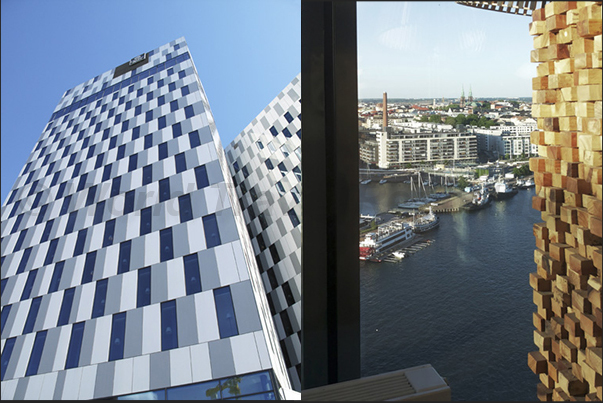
[225,75,302,391]
[0,38,294,400]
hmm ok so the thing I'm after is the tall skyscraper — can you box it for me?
[1,38,298,400]
[225,75,302,390]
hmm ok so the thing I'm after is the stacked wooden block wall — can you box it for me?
[528,1,602,401]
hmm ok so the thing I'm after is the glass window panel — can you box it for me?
[25,330,47,376]
[265,159,274,170]
[20,269,38,301]
[137,267,151,308]
[129,154,138,172]
[81,251,97,284]
[288,209,300,228]
[172,123,182,138]
[1,338,17,381]
[178,194,193,223]
[144,134,153,150]
[160,228,173,262]
[94,201,106,225]
[195,165,209,190]
[73,228,88,257]
[159,116,166,129]
[111,176,122,197]
[234,392,276,400]
[181,86,190,96]
[159,178,170,203]
[282,127,292,138]
[31,192,42,209]
[223,371,274,398]
[59,195,72,216]
[57,288,75,326]
[117,390,165,400]
[23,296,42,334]
[109,136,118,149]
[77,173,88,192]
[132,126,141,140]
[51,171,60,187]
[56,182,67,200]
[183,253,201,295]
[269,126,278,136]
[118,240,132,274]
[124,190,135,215]
[142,165,153,186]
[161,300,178,351]
[65,322,85,369]
[214,287,238,338]
[159,142,168,160]
[108,312,127,361]
[185,105,194,118]
[117,145,126,160]
[175,153,187,173]
[44,238,58,265]
[103,219,116,247]
[48,261,65,293]
[41,219,54,243]
[1,305,11,336]
[9,201,20,218]
[13,229,28,252]
[146,110,153,123]
[284,111,293,123]
[91,279,108,319]
[203,214,221,249]
[140,207,152,236]
[158,95,165,106]
[167,380,221,400]
[188,130,200,148]
[170,100,179,112]
[95,153,105,169]
[86,185,98,207]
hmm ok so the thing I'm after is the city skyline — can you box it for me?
[0,0,300,203]
[357,2,535,100]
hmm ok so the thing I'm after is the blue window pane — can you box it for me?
[135,105,142,116]
[23,296,42,334]
[77,173,88,192]
[170,100,178,112]
[25,330,47,376]
[265,159,274,170]
[109,136,118,149]
[236,392,276,400]
[13,229,28,252]
[158,116,166,129]
[1,279,7,299]
[1,338,17,381]
[118,390,165,400]
[93,201,105,225]
[158,95,165,106]
[51,171,60,187]
[142,165,153,186]
[178,70,186,79]
[1,305,11,336]
[9,201,20,218]
[103,219,116,247]
[86,144,96,159]
[140,207,152,235]
[137,267,151,308]
[73,229,87,256]
[181,86,190,96]
[161,300,178,351]
[46,161,56,176]
[158,79,164,88]
[91,279,108,319]
[132,126,141,140]
[172,123,182,138]
[168,82,176,92]
[48,261,65,293]
[203,214,222,249]
[65,322,85,369]
[108,312,127,361]
[269,126,278,136]
[214,286,238,338]
[242,166,249,178]
[86,185,97,206]
[118,240,132,274]
[20,269,38,301]
[146,92,153,102]
[195,165,209,190]
[44,238,58,265]
[159,142,168,160]
[81,251,97,284]
[188,130,200,148]
[124,190,135,215]
[160,228,173,262]
[282,127,291,138]
[31,192,43,209]
[167,380,221,400]
[144,134,153,150]
[111,176,122,197]
[129,154,138,172]
[183,253,201,295]
[118,96,125,105]
[175,152,187,173]
[288,209,300,227]
[72,162,83,178]
[178,194,193,223]
[222,371,274,398]
[57,288,75,326]
[284,111,293,123]
[11,213,24,234]
[184,105,194,118]
[117,145,126,160]
[41,220,54,243]
[159,178,170,202]
[95,153,105,169]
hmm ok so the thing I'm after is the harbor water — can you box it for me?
[359,181,540,401]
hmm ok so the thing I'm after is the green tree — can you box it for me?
[455,114,466,126]
[429,114,441,123]
[445,116,456,126]
[419,115,429,122]
[457,176,470,189]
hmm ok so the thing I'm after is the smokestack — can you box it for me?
[383,92,388,128]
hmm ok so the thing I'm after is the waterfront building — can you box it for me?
[472,127,537,158]
[0,38,297,400]
[224,75,302,391]
[375,130,477,168]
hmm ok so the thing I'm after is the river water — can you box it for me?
[359,181,540,401]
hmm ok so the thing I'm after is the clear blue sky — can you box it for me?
[358,1,535,99]
[1,0,300,203]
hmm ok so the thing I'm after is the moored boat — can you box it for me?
[410,206,440,233]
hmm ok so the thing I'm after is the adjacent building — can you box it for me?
[225,75,302,390]
[1,38,297,400]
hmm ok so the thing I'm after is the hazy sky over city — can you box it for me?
[357,1,535,100]
[1,0,300,202]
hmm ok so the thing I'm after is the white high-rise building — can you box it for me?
[1,38,298,400]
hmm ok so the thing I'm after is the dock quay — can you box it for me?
[364,234,434,263]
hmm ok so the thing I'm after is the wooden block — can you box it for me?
[535,329,554,351]
[531,20,547,36]
[575,69,603,85]
[533,104,557,117]
[534,222,550,239]
[585,347,602,372]
[577,207,591,228]
[562,161,581,177]
[573,37,595,54]
[552,387,571,401]
[569,252,596,275]
[534,311,547,331]
[581,361,602,388]
[573,289,593,314]
[560,116,579,131]
[568,266,590,289]
[586,392,600,401]
[574,52,599,69]
[532,130,547,145]
[576,102,598,118]
[559,131,578,148]
[562,146,582,162]
[529,350,550,374]
[531,48,550,63]
[561,338,579,362]
[557,102,577,116]
[553,315,570,338]
[580,150,603,166]
[561,205,580,224]
[532,272,553,291]
[561,86,579,101]
[574,226,597,246]
[533,196,547,211]
[535,290,554,309]
[549,43,571,60]
[534,89,559,104]
[553,297,570,317]
[577,84,603,101]
[536,236,550,252]
[538,60,557,76]
[558,25,579,43]
[546,158,562,174]
[580,313,602,337]
[537,382,554,401]
[547,14,569,32]
[551,243,572,262]
[546,200,563,215]
[569,332,587,350]
[548,214,570,233]
[592,183,603,200]
[558,368,590,396]
[596,32,602,52]
[567,8,581,25]
[530,157,548,172]
[578,19,603,37]
[579,118,603,136]
[589,215,602,238]
[565,190,583,208]
[545,1,578,17]
[533,76,550,90]
[550,73,575,89]
[567,177,592,195]
[535,172,554,187]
